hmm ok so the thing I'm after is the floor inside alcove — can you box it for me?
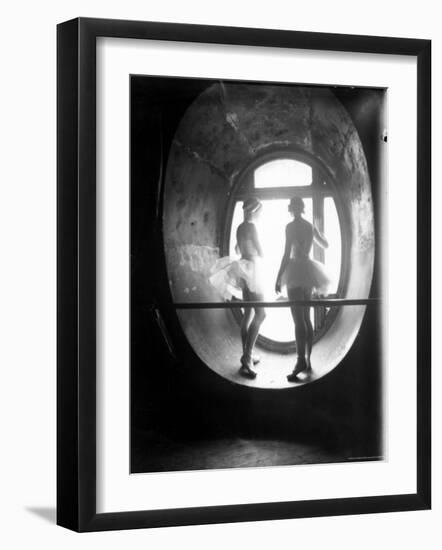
[212,344,320,389]
[180,308,334,390]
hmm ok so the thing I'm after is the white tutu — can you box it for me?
[209,256,264,300]
[281,256,331,294]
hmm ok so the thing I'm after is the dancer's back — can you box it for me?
[237,221,260,260]
[287,218,313,259]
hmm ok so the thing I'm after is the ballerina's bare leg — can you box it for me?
[241,309,262,366]
[240,306,253,355]
[287,287,309,381]
[239,288,266,378]
[303,288,313,370]
[244,306,266,357]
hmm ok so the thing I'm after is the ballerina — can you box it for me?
[236,198,266,378]
[209,197,266,379]
[275,196,331,382]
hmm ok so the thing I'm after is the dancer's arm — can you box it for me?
[313,225,329,249]
[275,225,291,293]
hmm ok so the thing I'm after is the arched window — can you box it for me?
[226,154,343,351]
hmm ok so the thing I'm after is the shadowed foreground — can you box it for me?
[131,428,380,473]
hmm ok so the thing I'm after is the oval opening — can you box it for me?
[163,83,375,389]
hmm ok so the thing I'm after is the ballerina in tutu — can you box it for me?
[275,196,331,382]
[209,197,266,379]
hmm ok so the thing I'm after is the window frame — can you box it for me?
[222,148,350,353]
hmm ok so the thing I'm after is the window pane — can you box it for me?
[254,159,312,188]
[229,198,313,343]
[324,197,342,294]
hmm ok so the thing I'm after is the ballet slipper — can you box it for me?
[287,359,308,382]
[239,355,257,379]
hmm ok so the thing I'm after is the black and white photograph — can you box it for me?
[0,0,437,544]
[130,76,385,474]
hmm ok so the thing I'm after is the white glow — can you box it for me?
[324,197,342,294]
[228,187,341,343]
[229,198,314,342]
[255,159,312,187]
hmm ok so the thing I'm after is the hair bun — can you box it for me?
[289,196,305,211]
[243,197,262,213]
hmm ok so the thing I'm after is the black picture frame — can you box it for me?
[57,17,431,532]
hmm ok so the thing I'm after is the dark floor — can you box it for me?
[130,428,378,473]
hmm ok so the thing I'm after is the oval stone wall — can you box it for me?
[163,83,374,389]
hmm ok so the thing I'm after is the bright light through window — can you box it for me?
[229,198,314,343]
[324,197,341,294]
[254,159,312,188]
[228,162,343,344]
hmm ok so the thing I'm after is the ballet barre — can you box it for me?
[173,298,380,309]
